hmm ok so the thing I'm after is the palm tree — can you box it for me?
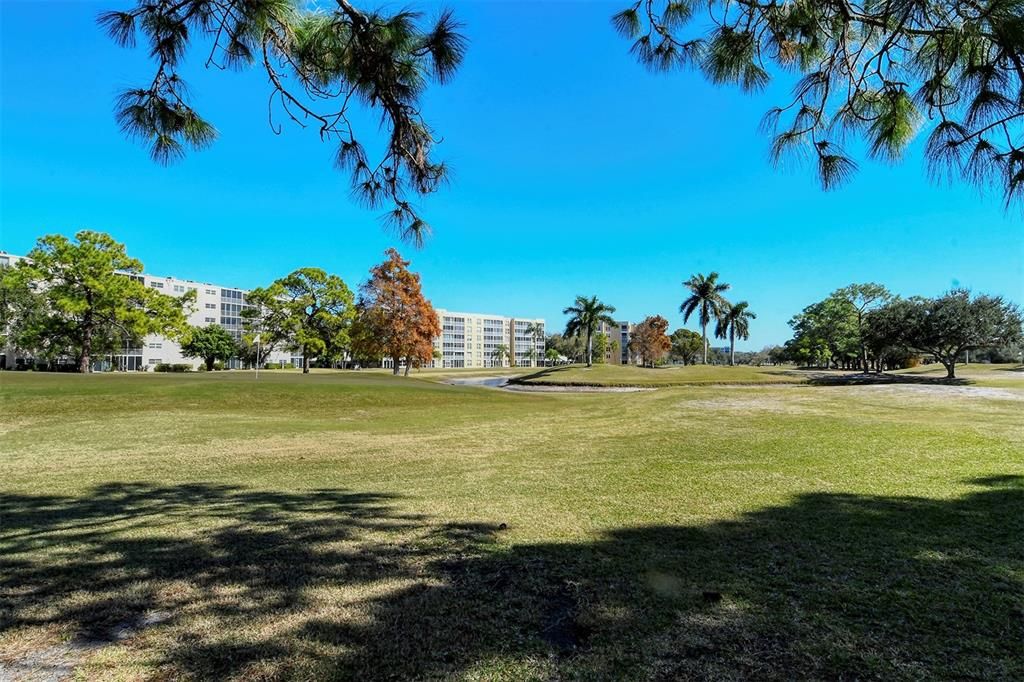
[524,322,544,367]
[715,301,756,366]
[490,344,509,367]
[563,295,617,367]
[680,272,731,364]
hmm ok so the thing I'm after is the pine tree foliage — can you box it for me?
[7,231,193,372]
[244,267,355,373]
[100,0,466,241]
[614,0,1024,208]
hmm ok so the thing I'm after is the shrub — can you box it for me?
[154,363,191,373]
[212,360,225,371]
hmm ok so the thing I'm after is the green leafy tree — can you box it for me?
[181,324,238,371]
[613,0,1024,209]
[563,295,617,367]
[592,332,610,364]
[546,332,584,363]
[835,283,892,371]
[237,331,277,369]
[246,268,355,375]
[767,344,788,366]
[12,231,192,373]
[715,301,756,366]
[863,302,919,372]
[100,0,466,241]
[883,290,1023,378]
[544,347,560,366]
[1,266,54,362]
[680,272,730,364]
[669,328,703,365]
[788,295,860,369]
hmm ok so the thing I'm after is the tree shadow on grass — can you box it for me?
[1,477,1021,679]
[796,371,972,386]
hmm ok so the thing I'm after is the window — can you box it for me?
[148,358,161,364]
[148,343,162,349]
[149,281,164,289]
[205,288,217,295]
[205,303,216,309]
[173,285,185,293]
[204,317,215,323]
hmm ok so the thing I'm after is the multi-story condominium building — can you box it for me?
[0,252,298,371]
[435,310,545,368]
[594,319,636,365]
[2,252,545,372]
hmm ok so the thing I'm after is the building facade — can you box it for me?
[433,310,545,368]
[126,272,299,370]
[595,319,636,365]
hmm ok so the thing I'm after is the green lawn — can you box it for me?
[514,362,1024,388]
[1,370,1021,680]
[513,363,807,386]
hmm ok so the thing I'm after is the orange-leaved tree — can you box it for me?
[352,249,440,376]
[628,315,671,368]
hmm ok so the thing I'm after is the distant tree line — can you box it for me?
[785,283,1022,378]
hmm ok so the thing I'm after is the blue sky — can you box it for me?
[2,1,1021,349]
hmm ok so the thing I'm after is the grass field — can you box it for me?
[513,361,1024,388]
[1,367,1022,680]
[513,363,808,387]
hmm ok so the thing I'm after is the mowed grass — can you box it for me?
[514,363,808,387]
[516,361,1024,388]
[1,370,1022,680]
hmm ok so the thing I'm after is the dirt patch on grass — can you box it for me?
[844,384,1024,401]
[0,611,171,682]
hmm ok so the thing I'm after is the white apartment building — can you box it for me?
[433,310,546,368]
[126,272,299,370]
[2,252,545,372]
[0,252,298,371]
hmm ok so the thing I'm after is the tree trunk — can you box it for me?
[206,357,215,371]
[392,354,400,375]
[78,311,93,373]
[943,360,956,379]
[586,331,593,367]
[302,345,310,374]
[729,328,735,366]
[404,357,411,377]
[702,324,708,364]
